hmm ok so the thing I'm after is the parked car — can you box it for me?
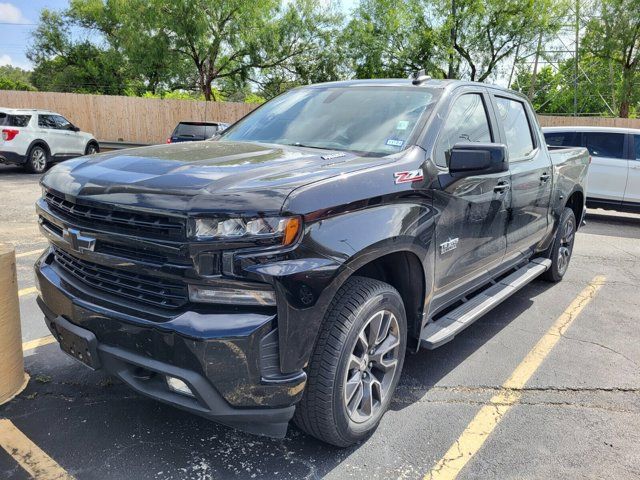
[543,126,640,212]
[35,79,589,447]
[167,121,229,143]
[0,108,99,173]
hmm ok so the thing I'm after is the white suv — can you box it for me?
[0,108,99,173]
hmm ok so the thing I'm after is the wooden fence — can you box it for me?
[1,90,638,145]
[0,90,257,144]
[537,115,640,129]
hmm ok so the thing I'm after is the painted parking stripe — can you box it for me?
[23,335,56,352]
[15,249,44,259]
[18,286,38,297]
[424,275,606,480]
[0,419,74,479]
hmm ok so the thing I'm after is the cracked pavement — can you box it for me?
[1,165,639,479]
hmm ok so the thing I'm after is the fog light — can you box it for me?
[166,376,194,397]
[188,285,277,306]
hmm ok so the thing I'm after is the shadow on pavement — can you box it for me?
[583,210,640,240]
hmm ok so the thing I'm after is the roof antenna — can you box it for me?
[410,69,431,85]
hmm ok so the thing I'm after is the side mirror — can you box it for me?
[69,125,80,132]
[448,142,509,177]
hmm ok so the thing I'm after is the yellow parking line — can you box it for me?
[23,335,56,352]
[425,275,606,480]
[18,287,38,297]
[0,419,74,479]
[15,249,44,259]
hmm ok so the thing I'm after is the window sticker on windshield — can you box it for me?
[396,120,409,130]
[386,139,404,147]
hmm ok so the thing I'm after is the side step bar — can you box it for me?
[420,258,552,350]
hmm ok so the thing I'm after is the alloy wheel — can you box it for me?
[31,148,46,171]
[557,215,575,275]
[343,309,401,424]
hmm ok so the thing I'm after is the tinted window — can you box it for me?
[52,115,72,130]
[635,135,640,160]
[0,113,31,127]
[38,115,57,128]
[434,94,492,168]
[495,97,535,159]
[545,131,581,147]
[174,123,218,139]
[223,86,440,157]
[584,132,624,159]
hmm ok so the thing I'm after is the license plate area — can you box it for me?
[51,316,101,369]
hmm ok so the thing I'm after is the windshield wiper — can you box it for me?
[283,142,341,151]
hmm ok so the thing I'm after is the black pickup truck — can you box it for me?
[35,78,589,447]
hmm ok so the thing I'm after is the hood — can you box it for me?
[41,140,394,215]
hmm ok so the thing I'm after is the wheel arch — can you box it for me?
[26,139,51,157]
[350,250,426,345]
[564,188,585,228]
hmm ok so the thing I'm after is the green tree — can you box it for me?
[27,9,135,94]
[342,0,442,79]
[440,0,568,81]
[581,0,640,117]
[0,65,35,90]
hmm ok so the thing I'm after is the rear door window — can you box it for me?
[584,132,625,159]
[544,131,581,147]
[434,93,493,168]
[494,97,535,159]
[634,135,640,160]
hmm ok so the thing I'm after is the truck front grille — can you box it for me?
[44,191,185,240]
[53,247,188,309]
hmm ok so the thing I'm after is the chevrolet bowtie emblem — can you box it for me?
[63,228,96,253]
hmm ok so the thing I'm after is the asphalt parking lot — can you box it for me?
[1,163,639,480]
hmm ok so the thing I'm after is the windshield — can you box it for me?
[221,86,440,157]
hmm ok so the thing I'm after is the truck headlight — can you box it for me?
[190,216,300,245]
[188,285,277,306]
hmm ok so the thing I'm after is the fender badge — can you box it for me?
[440,238,459,254]
[394,169,424,184]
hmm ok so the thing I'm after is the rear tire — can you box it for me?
[293,276,407,447]
[542,207,576,282]
[25,145,48,174]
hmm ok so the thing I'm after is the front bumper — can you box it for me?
[35,250,306,438]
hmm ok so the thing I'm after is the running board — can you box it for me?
[420,258,552,350]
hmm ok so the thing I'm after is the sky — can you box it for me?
[0,0,70,69]
[0,0,359,72]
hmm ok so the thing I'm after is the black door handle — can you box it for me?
[494,182,510,193]
[540,172,550,182]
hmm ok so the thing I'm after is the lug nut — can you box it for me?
[369,349,375,355]
[368,362,373,368]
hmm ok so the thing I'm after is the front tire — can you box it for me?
[542,207,576,282]
[293,276,407,447]
[85,142,99,155]
[25,145,48,174]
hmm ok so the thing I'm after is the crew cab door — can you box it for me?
[492,95,552,257]
[432,89,510,292]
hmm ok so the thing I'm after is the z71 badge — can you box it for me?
[394,169,424,184]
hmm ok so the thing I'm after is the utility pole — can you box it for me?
[574,0,579,116]
[448,0,457,79]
